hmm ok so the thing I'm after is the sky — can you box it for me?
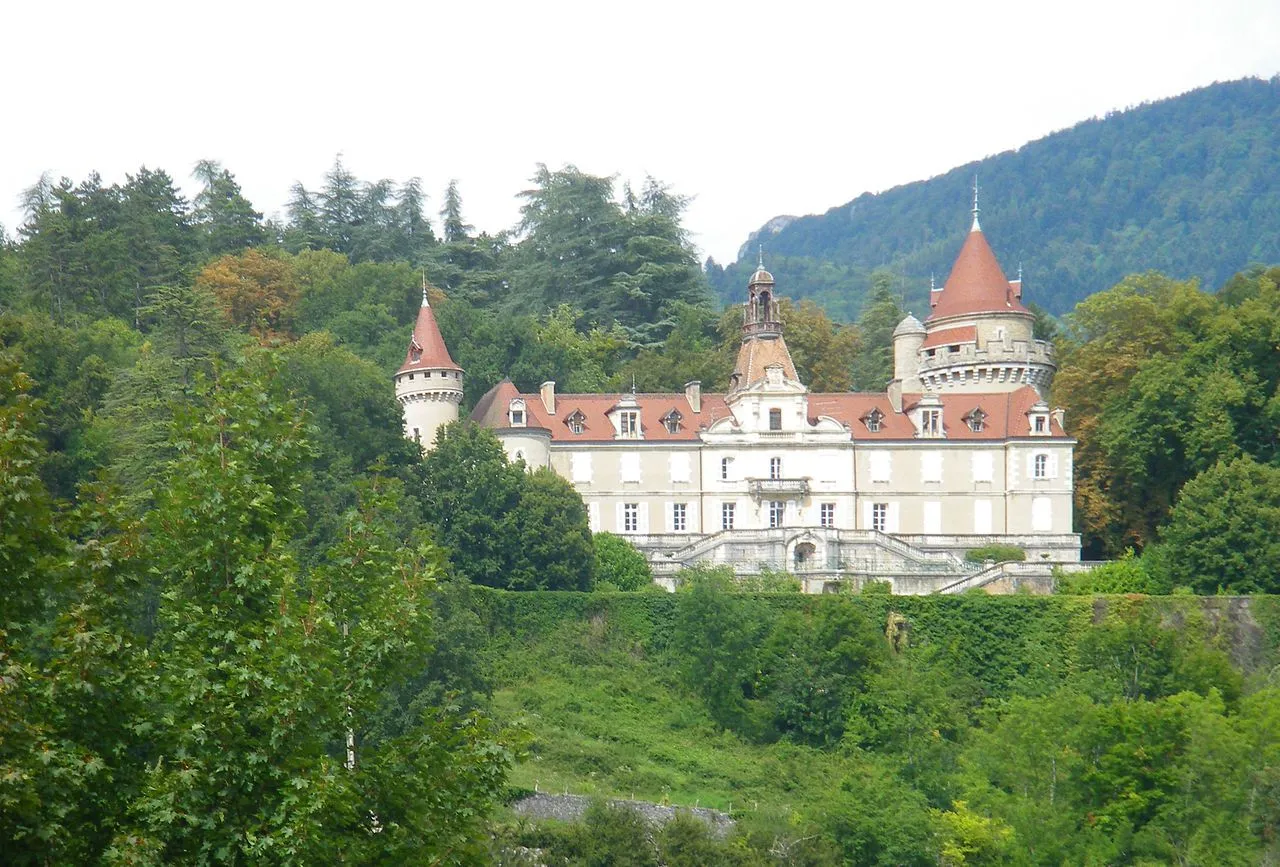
[3,0,1278,265]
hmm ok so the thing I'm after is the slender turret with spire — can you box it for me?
[394,276,463,450]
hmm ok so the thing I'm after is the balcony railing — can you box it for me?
[748,477,810,497]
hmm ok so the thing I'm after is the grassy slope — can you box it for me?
[477,590,1280,815]
[490,616,841,813]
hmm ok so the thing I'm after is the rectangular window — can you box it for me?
[721,502,735,530]
[921,451,943,483]
[769,500,785,529]
[412,427,421,444]
[769,457,782,480]
[720,457,733,481]
[511,410,524,426]
[623,503,639,533]
[619,411,640,438]
[620,453,641,483]
[820,503,836,528]
[1034,415,1047,433]
[872,502,888,532]
[923,410,942,436]
[769,408,782,431]
[672,502,687,532]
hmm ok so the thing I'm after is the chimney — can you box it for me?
[684,381,701,413]
[1051,407,1066,432]
[540,381,556,415]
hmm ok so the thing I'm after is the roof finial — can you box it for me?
[631,374,637,395]
[757,244,764,270]
[421,270,430,307]
[930,272,936,292]
[1017,261,1023,282]
[971,175,981,231]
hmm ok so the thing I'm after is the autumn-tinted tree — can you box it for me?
[196,248,300,338]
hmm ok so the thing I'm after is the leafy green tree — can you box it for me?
[594,532,652,591]
[420,421,524,587]
[1149,455,1280,593]
[756,604,889,746]
[510,467,595,591]
[672,569,762,733]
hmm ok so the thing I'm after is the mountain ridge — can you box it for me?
[711,76,1280,318]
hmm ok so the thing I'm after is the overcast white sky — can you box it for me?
[3,0,1278,264]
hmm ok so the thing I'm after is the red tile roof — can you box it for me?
[921,325,978,350]
[397,297,460,375]
[473,384,1065,442]
[928,228,1030,321]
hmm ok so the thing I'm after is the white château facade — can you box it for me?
[400,217,1081,593]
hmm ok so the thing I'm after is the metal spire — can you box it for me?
[930,272,936,292]
[971,175,981,231]
[757,244,764,270]
[421,270,429,306]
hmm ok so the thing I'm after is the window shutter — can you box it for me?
[862,501,874,528]
[923,500,942,534]
[670,453,690,483]
[887,502,900,533]
[638,503,650,534]
[972,451,993,482]
[819,452,838,483]
[665,502,674,532]
[615,502,624,532]
[922,451,943,482]
[974,499,993,534]
[588,502,600,532]
[870,452,891,482]
[572,453,593,483]
[687,502,698,532]
[621,453,641,483]
[1049,453,1059,479]
[1032,497,1052,531]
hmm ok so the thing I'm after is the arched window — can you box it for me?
[1034,453,1048,479]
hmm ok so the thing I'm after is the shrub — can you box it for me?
[594,532,652,591]
[964,545,1026,564]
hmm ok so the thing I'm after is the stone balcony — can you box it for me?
[748,477,811,498]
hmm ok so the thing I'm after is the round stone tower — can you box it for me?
[394,288,463,451]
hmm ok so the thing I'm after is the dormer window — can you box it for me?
[408,337,422,363]
[618,410,640,439]
[566,409,586,435]
[921,409,943,437]
[864,408,884,433]
[509,399,526,428]
[1028,402,1050,436]
[965,408,987,433]
[662,409,683,434]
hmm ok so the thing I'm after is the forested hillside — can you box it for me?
[710,76,1280,318]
